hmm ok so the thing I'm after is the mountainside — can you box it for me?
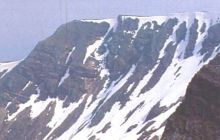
[0,12,220,140]
[161,54,220,140]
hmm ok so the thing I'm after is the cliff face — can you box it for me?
[0,12,220,140]
[162,54,220,140]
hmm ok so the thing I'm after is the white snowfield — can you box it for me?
[5,12,220,140]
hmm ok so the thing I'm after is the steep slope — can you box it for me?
[0,12,220,140]
[161,54,220,140]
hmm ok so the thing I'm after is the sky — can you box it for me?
[0,0,220,61]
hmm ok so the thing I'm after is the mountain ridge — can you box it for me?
[0,12,220,140]
[77,11,214,21]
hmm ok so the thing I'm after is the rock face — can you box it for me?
[162,54,220,140]
[0,12,220,140]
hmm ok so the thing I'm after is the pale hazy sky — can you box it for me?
[0,0,220,61]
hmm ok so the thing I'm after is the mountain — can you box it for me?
[161,53,220,140]
[0,12,220,140]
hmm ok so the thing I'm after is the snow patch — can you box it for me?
[127,82,135,93]
[7,94,38,121]
[22,81,32,91]
[44,95,86,140]
[58,68,70,87]
[83,39,105,64]
[65,47,75,64]
[0,60,21,78]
